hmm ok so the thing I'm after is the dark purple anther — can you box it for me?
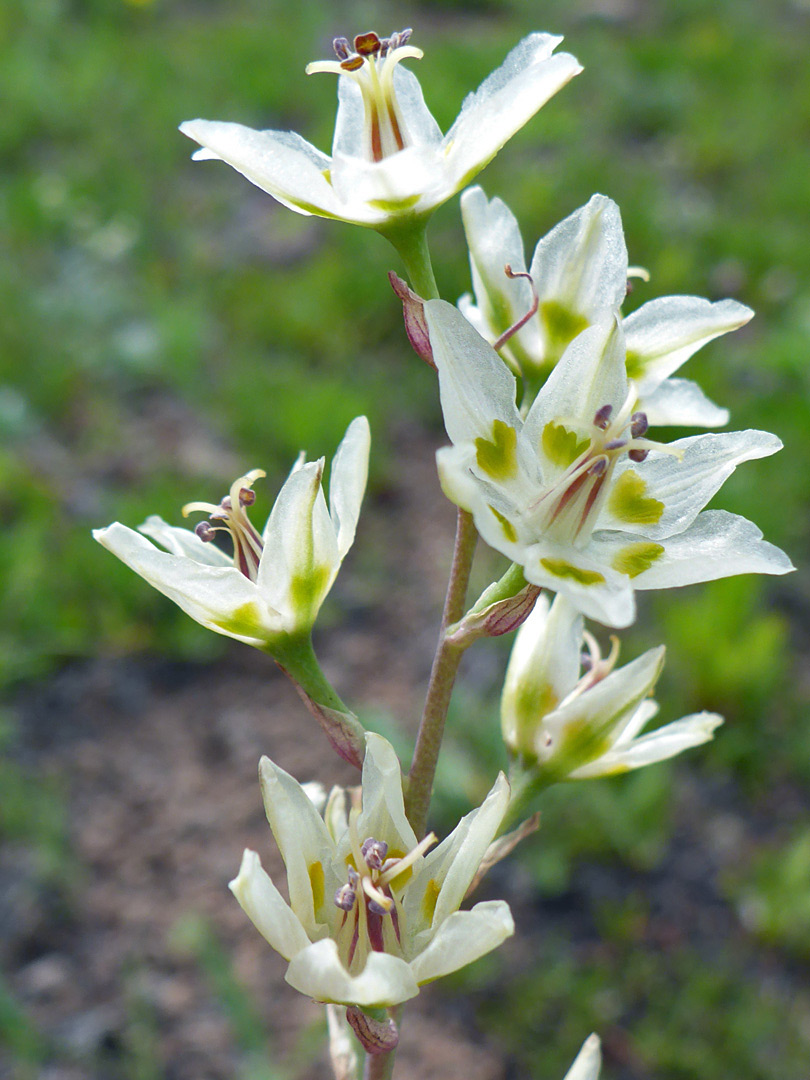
[334,883,357,911]
[368,898,389,916]
[361,838,388,870]
[630,412,649,438]
[593,405,613,430]
[195,521,216,542]
[588,458,608,476]
[354,31,381,55]
[629,448,649,463]
[605,439,627,451]
[239,487,256,507]
[333,37,351,60]
[580,651,593,671]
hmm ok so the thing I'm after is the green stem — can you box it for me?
[405,509,478,836]
[380,218,439,300]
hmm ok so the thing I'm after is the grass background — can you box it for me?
[2,0,810,1076]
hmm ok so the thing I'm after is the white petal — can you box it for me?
[329,145,441,213]
[259,756,339,937]
[542,647,664,758]
[356,733,417,854]
[285,938,419,1008]
[258,459,338,626]
[93,523,278,646]
[329,416,371,560]
[594,510,794,590]
[528,195,628,350]
[407,900,514,985]
[229,849,311,961]
[641,377,729,428]
[460,186,539,353]
[624,295,753,392]
[407,773,510,938]
[569,712,723,778]
[611,697,659,746]
[427,300,522,444]
[524,316,628,465]
[600,429,783,540]
[502,595,583,750]
[443,35,582,190]
[563,1034,602,1080]
[179,120,373,223]
[138,515,232,566]
[520,537,636,628]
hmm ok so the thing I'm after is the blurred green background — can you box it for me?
[2,0,810,1076]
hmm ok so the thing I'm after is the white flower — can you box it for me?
[563,1035,602,1080]
[230,733,513,1008]
[459,187,752,426]
[180,30,581,230]
[93,416,370,648]
[502,594,722,779]
[427,301,792,627]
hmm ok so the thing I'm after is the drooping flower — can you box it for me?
[427,301,792,627]
[230,733,513,1008]
[502,593,722,779]
[93,416,370,649]
[458,187,752,425]
[180,30,581,230]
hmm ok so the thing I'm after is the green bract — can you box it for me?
[180,32,580,230]
[93,416,370,649]
[459,188,752,425]
[427,301,792,627]
[230,733,513,1008]
[502,594,722,779]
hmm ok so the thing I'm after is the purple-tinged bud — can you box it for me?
[629,448,649,463]
[361,838,388,870]
[630,412,649,438]
[334,884,356,911]
[194,521,216,542]
[346,1006,399,1055]
[593,404,613,430]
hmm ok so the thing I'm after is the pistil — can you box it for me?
[182,469,266,581]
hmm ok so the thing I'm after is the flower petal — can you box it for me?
[407,900,514,985]
[593,509,794,590]
[600,430,783,540]
[407,773,510,940]
[640,377,729,429]
[329,416,371,560]
[569,712,723,778]
[138,515,232,566]
[179,120,366,222]
[259,756,340,937]
[356,733,417,854]
[521,537,636,628]
[443,35,582,190]
[93,523,278,646]
[563,1034,602,1080]
[624,295,753,393]
[285,938,419,1008]
[229,849,311,961]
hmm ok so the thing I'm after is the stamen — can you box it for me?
[630,412,649,438]
[354,31,381,56]
[593,405,613,430]
[379,832,437,886]
[182,469,266,580]
[361,838,388,871]
[334,884,357,911]
[604,439,627,451]
[333,37,351,60]
[493,266,540,353]
[629,448,649,463]
[361,876,393,913]
[194,521,217,543]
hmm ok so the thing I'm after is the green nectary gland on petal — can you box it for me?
[540,300,588,357]
[489,505,518,543]
[624,349,646,381]
[475,419,518,480]
[542,421,591,468]
[540,558,606,586]
[214,601,265,639]
[607,470,664,526]
[290,565,332,615]
[612,541,665,578]
[309,861,326,912]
